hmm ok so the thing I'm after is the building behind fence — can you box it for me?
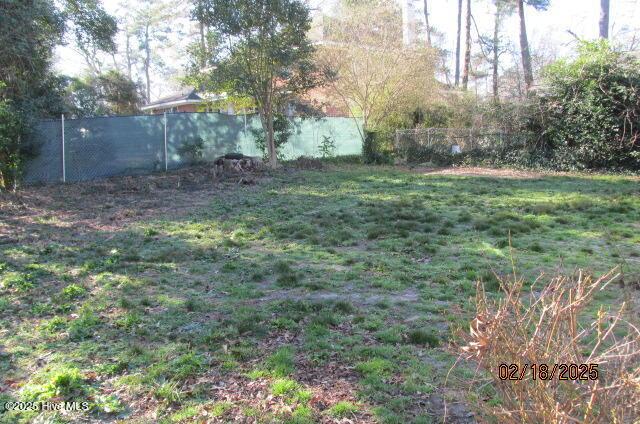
[23,112,363,184]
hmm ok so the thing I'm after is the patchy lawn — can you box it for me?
[1,165,638,423]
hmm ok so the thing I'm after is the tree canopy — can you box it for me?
[0,0,117,189]
[186,0,320,168]
[0,0,117,114]
[318,0,437,134]
[65,71,141,118]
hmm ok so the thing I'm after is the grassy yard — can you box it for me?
[1,164,638,423]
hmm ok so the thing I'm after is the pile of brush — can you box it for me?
[213,153,264,176]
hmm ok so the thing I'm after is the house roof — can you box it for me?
[140,88,203,111]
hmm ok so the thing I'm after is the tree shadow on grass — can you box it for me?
[1,166,638,422]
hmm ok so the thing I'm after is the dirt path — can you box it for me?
[408,166,545,179]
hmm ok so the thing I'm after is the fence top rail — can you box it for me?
[44,111,360,124]
[55,112,175,123]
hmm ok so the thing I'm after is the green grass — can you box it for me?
[406,329,440,347]
[265,346,296,376]
[329,400,359,418]
[271,378,301,397]
[1,164,638,422]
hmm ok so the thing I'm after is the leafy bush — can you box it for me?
[64,71,141,118]
[0,89,26,190]
[538,41,640,170]
[177,136,205,163]
[422,93,476,128]
[391,42,639,172]
[318,135,336,158]
[420,103,454,128]
[363,130,392,164]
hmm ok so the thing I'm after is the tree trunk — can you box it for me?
[599,0,609,39]
[423,0,432,48]
[79,45,102,76]
[111,53,119,72]
[461,0,471,90]
[84,57,101,77]
[257,98,278,169]
[266,111,277,168]
[454,0,463,86]
[517,0,533,93]
[492,5,500,101]
[198,0,207,69]
[125,31,132,80]
[144,23,151,102]
[199,20,206,68]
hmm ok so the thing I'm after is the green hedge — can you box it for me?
[537,41,640,171]
[363,130,393,165]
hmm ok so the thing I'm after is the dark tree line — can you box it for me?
[0,0,120,189]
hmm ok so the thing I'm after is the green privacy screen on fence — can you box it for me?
[23,113,363,184]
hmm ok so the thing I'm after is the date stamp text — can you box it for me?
[498,363,598,381]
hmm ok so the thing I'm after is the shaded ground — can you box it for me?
[0,166,260,240]
[1,164,638,423]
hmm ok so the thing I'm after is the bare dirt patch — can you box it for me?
[257,286,420,307]
[0,165,270,244]
[408,166,545,179]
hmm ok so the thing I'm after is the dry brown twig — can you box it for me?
[454,267,640,423]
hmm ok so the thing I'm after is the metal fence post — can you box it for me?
[61,114,66,183]
[163,112,168,172]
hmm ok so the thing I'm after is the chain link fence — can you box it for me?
[394,128,529,164]
[22,113,362,184]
